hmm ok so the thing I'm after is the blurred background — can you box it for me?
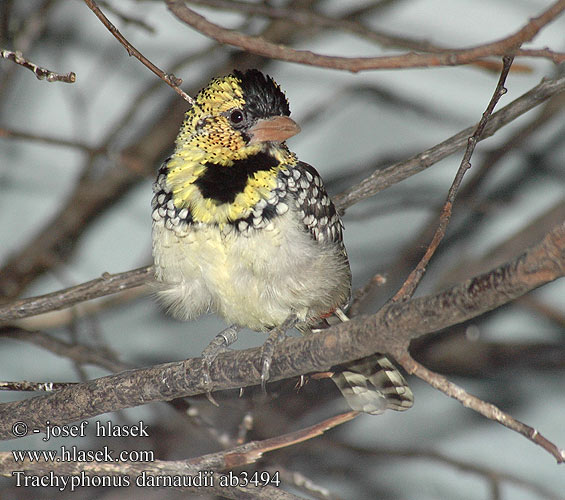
[1,0,564,498]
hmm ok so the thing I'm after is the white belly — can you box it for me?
[152,209,350,331]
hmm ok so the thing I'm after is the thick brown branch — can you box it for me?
[0,221,561,441]
[167,0,565,71]
[183,1,557,71]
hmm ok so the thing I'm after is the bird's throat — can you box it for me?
[194,152,279,204]
[168,150,286,225]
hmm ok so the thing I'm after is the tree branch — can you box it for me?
[83,0,193,103]
[397,353,565,463]
[0,221,562,445]
[334,73,565,210]
[0,49,76,83]
[166,0,565,71]
[391,55,514,302]
[0,267,152,323]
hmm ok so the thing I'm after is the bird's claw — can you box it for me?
[199,325,241,403]
[260,355,271,392]
[201,354,218,403]
[258,315,299,392]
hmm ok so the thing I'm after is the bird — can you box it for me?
[151,69,413,414]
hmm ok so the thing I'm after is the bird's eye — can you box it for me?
[229,110,244,124]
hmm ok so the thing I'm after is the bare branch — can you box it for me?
[331,442,563,500]
[189,412,357,470]
[0,222,561,447]
[515,47,565,63]
[166,0,565,71]
[0,127,98,153]
[0,49,76,83]
[0,327,132,373]
[184,0,535,73]
[82,0,193,104]
[397,353,565,463]
[391,56,514,302]
[275,467,344,500]
[0,267,152,323]
[334,74,565,210]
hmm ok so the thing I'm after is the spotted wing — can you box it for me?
[288,161,346,248]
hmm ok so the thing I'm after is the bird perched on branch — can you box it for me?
[151,69,413,414]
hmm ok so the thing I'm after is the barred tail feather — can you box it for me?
[331,354,414,415]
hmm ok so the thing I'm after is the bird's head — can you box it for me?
[176,69,301,163]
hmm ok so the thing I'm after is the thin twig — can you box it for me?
[97,0,156,33]
[391,56,515,302]
[0,326,133,372]
[396,352,565,464]
[333,74,565,210]
[329,441,562,500]
[167,0,565,71]
[188,411,358,469]
[0,127,99,153]
[1,49,76,83]
[0,266,152,323]
[515,47,565,63]
[82,0,193,104]
[274,467,344,500]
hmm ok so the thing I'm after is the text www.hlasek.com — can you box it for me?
[12,447,154,492]
[12,446,154,464]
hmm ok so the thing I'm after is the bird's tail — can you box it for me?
[330,309,414,415]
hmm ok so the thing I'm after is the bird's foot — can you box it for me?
[260,315,298,391]
[201,324,241,404]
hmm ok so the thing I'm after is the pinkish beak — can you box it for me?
[248,115,301,144]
